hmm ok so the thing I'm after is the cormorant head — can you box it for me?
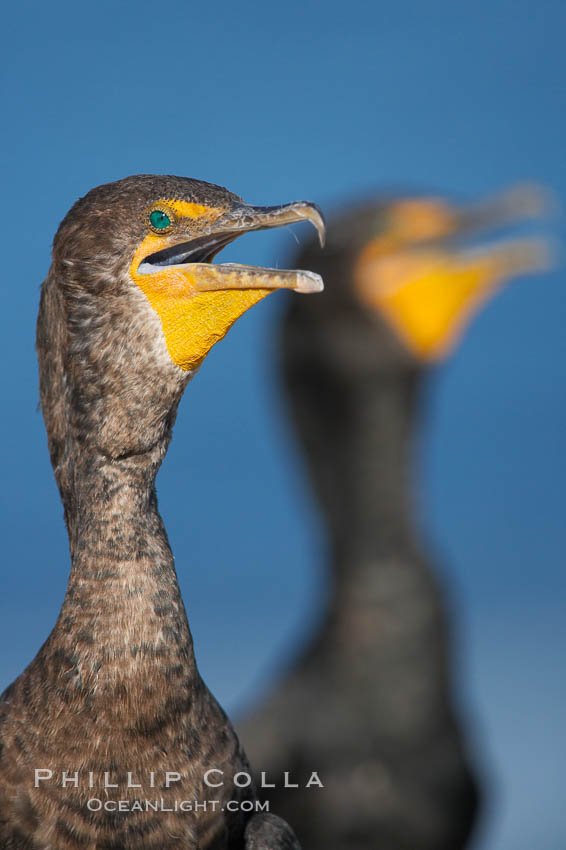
[284,185,552,382]
[52,174,324,371]
[39,175,324,466]
[282,186,553,528]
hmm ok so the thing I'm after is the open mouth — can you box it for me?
[138,232,239,269]
[137,201,326,294]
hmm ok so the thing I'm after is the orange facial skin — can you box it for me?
[354,194,551,361]
[129,198,324,370]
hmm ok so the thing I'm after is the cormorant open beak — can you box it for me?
[354,184,556,361]
[137,201,325,294]
[453,183,555,239]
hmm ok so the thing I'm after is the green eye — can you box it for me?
[149,209,172,231]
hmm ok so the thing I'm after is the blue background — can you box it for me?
[1,2,565,847]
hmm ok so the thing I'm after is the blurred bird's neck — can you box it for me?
[329,373,422,588]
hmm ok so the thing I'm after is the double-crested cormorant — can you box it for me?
[239,187,549,850]
[0,175,324,849]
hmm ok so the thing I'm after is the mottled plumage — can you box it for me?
[0,175,323,849]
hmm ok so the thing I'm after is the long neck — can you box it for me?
[57,446,194,664]
[35,271,198,696]
[309,369,455,665]
[311,368,460,723]
[44,445,199,725]
[301,370,463,760]
[330,372,421,585]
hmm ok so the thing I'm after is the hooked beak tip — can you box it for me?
[295,203,326,248]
